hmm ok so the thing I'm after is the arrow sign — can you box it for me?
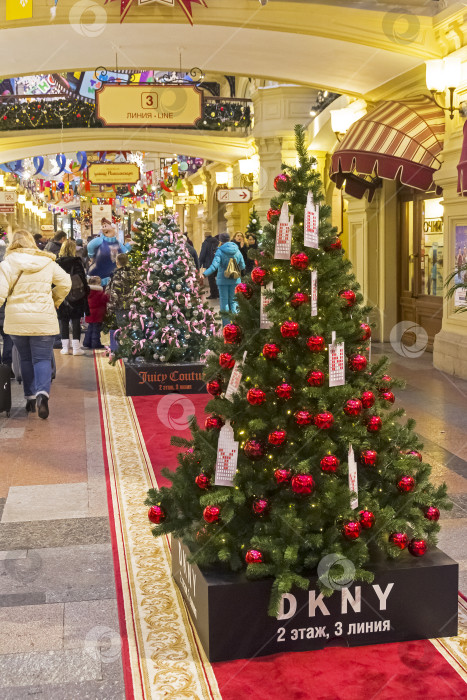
[217,188,253,204]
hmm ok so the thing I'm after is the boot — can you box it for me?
[60,340,70,355]
[25,399,36,413]
[72,339,85,356]
[36,393,49,420]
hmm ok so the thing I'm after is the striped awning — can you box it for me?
[330,96,445,201]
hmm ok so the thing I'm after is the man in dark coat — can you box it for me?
[45,231,67,256]
[199,231,219,299]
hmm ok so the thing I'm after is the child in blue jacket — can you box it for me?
[203,233,245,325]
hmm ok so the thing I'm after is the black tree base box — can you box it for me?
[172,538,458,662]
[124,361,206,396]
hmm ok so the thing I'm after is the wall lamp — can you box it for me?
[426,58,465,119]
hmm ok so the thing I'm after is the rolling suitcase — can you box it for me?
[0,363,12,416]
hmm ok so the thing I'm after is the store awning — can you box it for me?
[330,96,445,201]
[457,120,467,195]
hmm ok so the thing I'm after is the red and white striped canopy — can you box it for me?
[330,96,445,201]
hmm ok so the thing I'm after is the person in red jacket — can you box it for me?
[83,276,108,349]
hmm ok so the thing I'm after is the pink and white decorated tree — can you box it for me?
[113,213,218,363]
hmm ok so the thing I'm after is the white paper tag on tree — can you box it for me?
[329,331,345,387]
[311,270,318,317]
[274,202,293,260]
[225,351,247,402]
[260,282,274,329]
[304,191,319,248]
[214,420,239,487]
[348,444,358,509]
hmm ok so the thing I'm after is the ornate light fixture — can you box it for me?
[426,58,463,120]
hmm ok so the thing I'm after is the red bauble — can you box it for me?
[205,415,224,431]
[245,549,263,564]
[294,409,314,426]
[381,374,392,383]
[360,449,378,466]
[358,510,375,529]
[280,321,300,338]
[207,379,222,396]
[389,532,409,550]
[195,474,211,489]
[367,415,382,432]
[307,336,325,352]
[290,292,310,308]
[290,252,309,270]
[244,439,265,460]
[361,391,375,409]
[274,468,291,484]
[360,323,372,341]
[247,387,267,406]
[306,370,325,386]
[324,237,342,252]
[219,352,235,369]
[235,282,253,299]
[275,383,293,400]
[274,173,290,192]
[252,498,269,515]
[320,455,340,473]
[251,267,268,285]
[380,390,395,404]
[315,412,334,429]
[397,475,415,492]
[339,289,356,307]
[263,343,281,359]
[348,354,367,372]
[268,429,287,446]
[408,539,427,557]
[267,208,281,223]
[344,399,363,416]
[148,505,166,524]
[405,450,422,462]
[423,506,440,521]
[223,323,242,344]
[291,474,314,495]
[342,521,362,540]
[203,505,220,523]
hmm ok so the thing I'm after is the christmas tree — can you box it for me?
[128,214,158,268]
[146,126,450,615]
[113,212,218,363]
[246,206,262,238]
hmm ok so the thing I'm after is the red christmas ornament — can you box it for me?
[268,429,287,446]
[320,455,340,473]
[307,336,325,352]
[306,369,325,386]
[223,323,242,344]
[290,252,309,270]
[195,474,211,490]
[360,449,378,467]
[423,506,440,521]
[205,415,224,431]
[274,173,290,192]
[247,388,267,406]
[291,474,314,495]
[267,208,281,223]
[251,267,268,285]
[408,539,427,557]
[389,532,409,550]
[235,282,253,299]
[148,505,166,524]
[263,343,281,359]
[358,510,375,529]
[290,292,309,308]
[274,468,291,484]
[219,352,235,369]
[294,409,314,426]
[348,353,367,372]
[405,450,422,462]
[367,415,382,432]
[252,498,269,515]
[206,379,222,396]
[360,323,372,341]
[244,439,265,460]
[245,549,263,564]
[339,289,356,307]
[361,391,375,409]
[315,412,334,429]
[324,237,342,252]
[380,390,395,404]
[203,505,220,524]
[281,321,300,338]
[344,399,363,416]
[275,383,293,400]
[397,476,415,492]
[342,521,362,540]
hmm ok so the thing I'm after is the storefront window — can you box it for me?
[422,198,443,297]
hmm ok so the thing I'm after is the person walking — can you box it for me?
[56,238,90,356]
[45,231,67,256]
[0,229,71,419]
[199,231,219,299]
[83,276,109,350]
[203,233,245,325]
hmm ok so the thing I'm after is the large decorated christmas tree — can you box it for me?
[128,214,158,268]
[146,126,450,614]
[246,206,262,238]
[113,212,218,363]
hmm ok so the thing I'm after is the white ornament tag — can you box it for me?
[348,444,358,510]
[311,270,318,317]
[329,331,345,387]
[225,351,247,402]
[304,191,319,248]
[274,202,294,260]
[214,420,239,487]
[260,282,274,329]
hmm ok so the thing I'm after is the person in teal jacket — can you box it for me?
[203,233,245,325]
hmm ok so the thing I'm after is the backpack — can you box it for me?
[68,272,86,303]
[224,256,241,279]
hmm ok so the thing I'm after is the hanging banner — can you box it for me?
[92,204,112,236]
[214,420,239,487]
[6,0,33,20]
[88,163,140,185]
[304,190,319,248]
[311,270,317,317]
[348,444,358,510]
[329,331,345,387]
[260,282,274,329]
[274,202,293,260]
[225,351,247,402]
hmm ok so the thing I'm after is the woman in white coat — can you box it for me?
[0,230,71,419]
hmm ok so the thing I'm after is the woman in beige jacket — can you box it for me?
[0,230,71,419]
